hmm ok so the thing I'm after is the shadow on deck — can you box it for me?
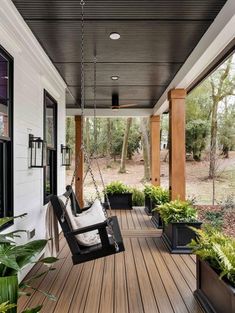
[18,208,203,313]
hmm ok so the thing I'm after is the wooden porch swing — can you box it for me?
[50,0,124,265]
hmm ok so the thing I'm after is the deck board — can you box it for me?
[19,208,203,313]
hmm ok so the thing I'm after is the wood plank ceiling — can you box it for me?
[12,0,227,109]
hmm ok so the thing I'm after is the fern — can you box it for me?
[189,226,235,287]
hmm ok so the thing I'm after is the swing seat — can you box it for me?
[50,195,125,265]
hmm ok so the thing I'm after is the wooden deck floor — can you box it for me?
[18,208,203,313]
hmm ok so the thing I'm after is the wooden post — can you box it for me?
[150,115,161,186]
[168,89,186,200]
[75,115,84,207]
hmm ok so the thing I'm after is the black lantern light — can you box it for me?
[61,144,71,166]
[29,134,46,168]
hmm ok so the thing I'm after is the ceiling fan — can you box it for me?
[111,93,137,110]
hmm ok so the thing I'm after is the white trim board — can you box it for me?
[66,108,153,117]
[0,0,67,94]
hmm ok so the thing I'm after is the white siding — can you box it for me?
[0,0,67,279]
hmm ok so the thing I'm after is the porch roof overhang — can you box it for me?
[11,0,235,117]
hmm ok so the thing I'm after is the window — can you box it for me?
[44,91,57,204]
[0,47,13,227]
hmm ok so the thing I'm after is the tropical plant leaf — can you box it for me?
[23,284,57,302]
[0,301,16,313]
[0,231,27,244]
[0,214,27,228]
[0,275,18,313]
[0,245,20,274]
[22,305,43,313]
[38,257,59,264]
[19,268,56,287]
[12,240,47,270]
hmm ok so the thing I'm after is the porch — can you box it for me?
[18,208,201,313]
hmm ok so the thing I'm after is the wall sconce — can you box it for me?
[29,134,46,168]
[61,144,71,166]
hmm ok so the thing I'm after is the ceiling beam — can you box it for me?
[153,0,235,115]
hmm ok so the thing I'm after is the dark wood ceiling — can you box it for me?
[12,0,227,109]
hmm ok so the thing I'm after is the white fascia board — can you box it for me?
[66,108,154,117]
[1,0,67,93]
[153,0,235,115]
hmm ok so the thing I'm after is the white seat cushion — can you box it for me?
[59,197,107,247]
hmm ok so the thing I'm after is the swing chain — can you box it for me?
[65,0,119,252]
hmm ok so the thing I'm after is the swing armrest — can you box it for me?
[65,220,111,248]
[80,206,91,212]
[66,220,108,236]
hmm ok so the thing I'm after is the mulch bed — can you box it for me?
[197,205,235,237]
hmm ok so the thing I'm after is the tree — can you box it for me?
[119,118,132,173]
[218,97,235,158]
[186,119,209,161]
[66,117,75,154]
[127,119,141,160]
[106,118,112,167]
[140,117,151,181]
[209,56,235,178]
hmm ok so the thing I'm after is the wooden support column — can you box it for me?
[150,115,161,186]
[75,115,84,207]
[168,89,186,200]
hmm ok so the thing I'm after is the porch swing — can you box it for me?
[50,0,124,265]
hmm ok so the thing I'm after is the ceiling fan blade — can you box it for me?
[111,103,137,109]
[119,103,137,108]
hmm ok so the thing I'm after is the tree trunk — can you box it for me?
[209,99,218,179]
[106,118,112,168]
[140,117,151,181]
[208,57,233,179]
[119,118,132,173]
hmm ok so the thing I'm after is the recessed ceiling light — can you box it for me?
[1,76,8,80]
[111,76,119,81]
[109,32,120,40]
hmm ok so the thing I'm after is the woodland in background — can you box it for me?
[66,54,235,204]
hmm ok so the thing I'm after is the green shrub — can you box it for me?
[143,185,169,206]
[130,188,145,206]
[157,199,198,225]
[205,211,224,230]
[104,181,130,195]
[189,227,235,287]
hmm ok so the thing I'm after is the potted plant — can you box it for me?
[158,199,202,253]
[129,188,145,207]
[0,214,58,313]
[189,227,235,313]
[104,181,132,210]
[150,187,169,228]
[144,185,169,218]
[143,185,155,215]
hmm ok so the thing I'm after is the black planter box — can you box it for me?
[162,221,202,254]
[194,257,235,313]
[144,195,154,215]
[151,210,163,229]
[105,193,132,210]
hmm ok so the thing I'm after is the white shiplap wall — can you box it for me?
[0,0,67,279]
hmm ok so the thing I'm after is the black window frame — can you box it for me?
[43,90,57,204]
[0,46,14,230]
